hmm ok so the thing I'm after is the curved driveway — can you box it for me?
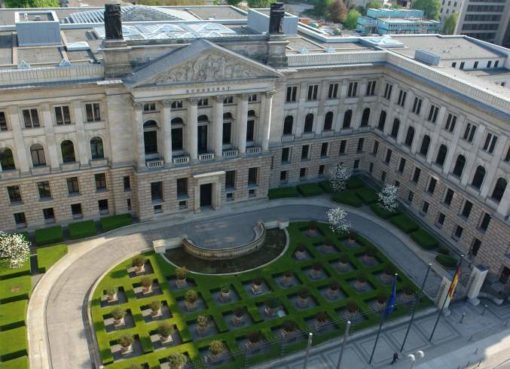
[28,197,445,369]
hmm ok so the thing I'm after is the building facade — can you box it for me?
[357,9,440,35]
[1,6,510,287]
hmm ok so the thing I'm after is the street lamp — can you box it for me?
[408,350,425,369]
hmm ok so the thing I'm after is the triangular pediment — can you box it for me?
[125,39,282,87]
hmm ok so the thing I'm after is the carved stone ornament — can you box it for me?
[152,52,259,85]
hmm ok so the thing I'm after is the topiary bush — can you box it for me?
[390,214,420,233]
[296,183,324,197]
[319,180,334,193]
[100,214,132,232]
[34,226,63,245]
[369,203,399,219]
[268,186,300,199]
[435,254,458,269]
[68,220,97,240]
[331,190,363,207]
[356,187,378,204]
[411,229,439,250]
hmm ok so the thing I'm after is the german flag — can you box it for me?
[447,264,461,298]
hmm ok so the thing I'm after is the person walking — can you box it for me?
[390,352,399,365]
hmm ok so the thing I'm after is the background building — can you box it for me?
[357,9,441,35]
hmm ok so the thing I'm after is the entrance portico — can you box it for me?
[193,171,225,211]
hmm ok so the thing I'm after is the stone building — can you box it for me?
[0,5,510,286]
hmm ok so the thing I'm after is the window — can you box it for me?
[398,158,406,173]
[304,114,314,132]
[407,190,414,203]
[452,155,466,178]
[301,145,310,160]
[246,119,255,142]
[154,204,163,214]
[397,90,407,107]
[369,162,373,173]
[328,83,339,98]
[390,119,400,139]
[307,85,319,101]
[474,61,478,69]
[321,142,328,157]
[366,80,376,96]
[90,137,104,160]
[412,167,421,183]
[360,108,370,127]
[383,83,393,100]
[482,133,497,154]
[357,138,364,153]
[324,112,334,131]
[143,103,156,112]
[404,127,415,147]
[179,200,187,209]
[171,100,183,109]
[197,98,209,106]
[427,178,437,194]
[67,177,79,195]
[470,238,481,257]
[281,147,290,163]
[505,147,510,162]
[445,113,457,133]
[491,178,507,203]
[55,106,71,125]
[248,167,258,186]
[377,111,386,131]
[98,199,109,215]
[412,97,422,115]
[460,62,465,70]
[71,203,82,219]
[43,208,55,223]
[280,170,288,182]
[419,135,431,156]
[427,105,439,123]
[495,60,499,68]
[177,178,188,198]
[283,116,293,135]
[463,123,477,142]
[435,145,448,167]
[0,112,7,131]
[222,121,231,145]
[437,213,445,226]
[14,212,26,227]
[300,168,306,179]
[30,144,46,167]
[372,140,379,155]
[384,149,392,164]
[487,61,492,68]
[422,201,429,214]
[223,96,234,104]
[354,159,359,169]
[151,182,163,202]
[248,94,257,103]
[342,110,352,129]
[453,225,463,239]
[443,188,454,206]
[225,170,236,189]
[123,176,131,191]
[61,140,76,163]
[452,62,457,68]
[37,181,51,199]
[381,171,387,182]
[171,118,184,150]
[339,140,347,155]
[22,108,40,128]
[479,213,491,232]
[347,82,358,97]
[95,173,107,191]
[85,103,101,122]
[319,165,325,176]
[7,185,21,203]
[461,200,473,218]
[286,86,297,102]
[471,166,486,189]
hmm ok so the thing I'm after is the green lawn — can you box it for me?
[0,299,27,330]
[36,244,68,273]
[0,326,27,361]
[0,276,31,304]
[0,260,30,280]
[0,355,28,369]
[91,222,427,369]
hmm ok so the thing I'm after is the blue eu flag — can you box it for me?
[384,275,397,318]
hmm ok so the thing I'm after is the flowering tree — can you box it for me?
[378,184,399,213]
[329,163,352,192]
[327,207,351,234]
[0,232,30,269]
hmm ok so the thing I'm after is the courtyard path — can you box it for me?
[28,197,452,369]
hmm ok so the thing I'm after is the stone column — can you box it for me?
[261,91,275,151]
[187,98,198,160]
[134,102,145,169]
[7,107,29,173]
[236,94,248,154]
[212,96,224,158]
[161,100,172,166]
[67,102,88,166]
[467,265,488,305]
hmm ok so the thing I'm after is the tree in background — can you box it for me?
[442,11,458,34]
[310,0,333,18]
[226,0,242,5]
[247,0,275,8]
[327,207,351,234]
[343,8,361,29]
[329,0,348,23]
[411,0,441,20]
[329,163,352,192]
[0,232,30,269]
[366,0,383,9]
[5,0,58,7]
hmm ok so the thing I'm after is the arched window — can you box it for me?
[435,144,448,167]
[471,166,486,189]
[223,113,232,121]
[391,118,400,138]
[419,135,431,156]
[324,112,334,131]
[30,144,46,167]
[0,148,15,170]
[90,137,104,160]
[61,140,76,163]
[248,110,256,117]
[452,155,466,178]
[342,110,352,129]
[304,113,314,133]
[143,120,158,155]
[172,117,184,125]
[491,178,507,203]
[198,115,208,123]
[404,126,415,147]
[377,110,386,131]
[283,116,293,135]
[361,108,370,127]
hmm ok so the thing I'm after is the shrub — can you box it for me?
[34,226,63,245]
[377,293,387,304]
[369,203,399,219]
[329,281,340,290]
[111,308,125,321]
[316,312,329,322]
[168,352,187,369]
[312,262,322,271]
[411,229,439,250]
[105,287,116,297]
[234,308,244,317]
[346,176,364,189]
[175,266,187,280]
[197,315,209,327]
[118,335,133,348]
[436,254,458,269]
[282,321,296,332]
[437,247,450,255]
[356,188,378,204]
[221,286,230,294]
[298,288,309,298]
[319,180,334,193]
[331,190,363,207]
[339,254,349,263]
[100,214,132,232]
[346,300,359,313]
[297,183,324,197]
[140,277,152,288]
[390,214,420,233]
[265,298,279,309]
[268,186,300,199]
[149,300,161,313]
[247,331,262,343]
[132,255,146,268]
[356,273,367,283]
[209,340,225,355]
[158,322,174,338]
[308,220,319,230]
[185,289,198,303]
[68,220,97,239]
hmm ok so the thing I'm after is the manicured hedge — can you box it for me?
[296,183,324,197]
[356,187,378,204]
[34,225,63,246]
[389,214,420,234]
[319,180,334,193]
[347,176,365,189]
[331,191,363,207]
[0,355,28,369]
[268,186,300,199]
[100,214,133,232]
[411,229,439,250]
[0,326,27,361]
[369,203,399,219]
[68,220,97,240]
[436,254,458,269]
[0,276,31,303]
[37,244,68,273]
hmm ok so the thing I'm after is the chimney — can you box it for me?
[102,4,131,77]
[268,2,284,34]
[104,4,123,41]
[267,2,288,68]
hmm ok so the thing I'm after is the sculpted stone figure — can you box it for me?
[104,4,123,40]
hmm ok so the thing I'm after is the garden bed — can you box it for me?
[331,191,363,207]
[389,214,420,234]
[268,187,300,199]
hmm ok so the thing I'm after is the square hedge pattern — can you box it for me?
[91,222,428,369]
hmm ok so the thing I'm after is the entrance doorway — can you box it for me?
[200,183,212,208]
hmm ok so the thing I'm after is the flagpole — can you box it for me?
[368,314,385,364]
[400,263,432,352]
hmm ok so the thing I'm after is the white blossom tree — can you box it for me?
[0,232,30,269]
[378,184,399,213]
[329,163,352,192]
[327,207,351,234]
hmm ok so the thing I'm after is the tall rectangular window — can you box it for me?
[453,225,463,239]
[71,203,82,218]
[67,177,79,195]
[482,133,498,154]
[301,145,310,160]
[463,123,477,143]
[412,97,422,115]
[445,113,457,133]
[384,149,392,164]
[320,142,328,157]
[347,82,358,97]
[383,83,393,100]
[43,208,55,223]
[151,182,163,202]
[225,170,236,189]
[339,140,347,155]
[397,90,407,107]
[171,100,183,109]
[443,188,454,206]
[357,138,364,153]
[286,86,297,102]
[98,199,109,215]
[248,167,258,186]
[436,213,445,226]
[37,181,51,199]
[0,112,7,131]
[366,80,376,96]
[479,212,491,231]
[177,178,188,198]
[412,167,421,183]
[398,158,406,173]
[427,105,439,123]
[123,176,131,191]
[14,212,26,227]
[95,173,107,191]
[307,85,318,101]
[427,178,437,194]
[22,108,40,128]
[55,106,71,125]
[7,185,21,203]
[461,200,473,218]
[281,147,290,163]
[470,238,481,257]
[85,103,101,122]
[372,140,379,155]
[143,103,156,112]
[328,83,339,98]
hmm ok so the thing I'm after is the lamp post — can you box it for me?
[408,350,425,369]
[303,332,313,369]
